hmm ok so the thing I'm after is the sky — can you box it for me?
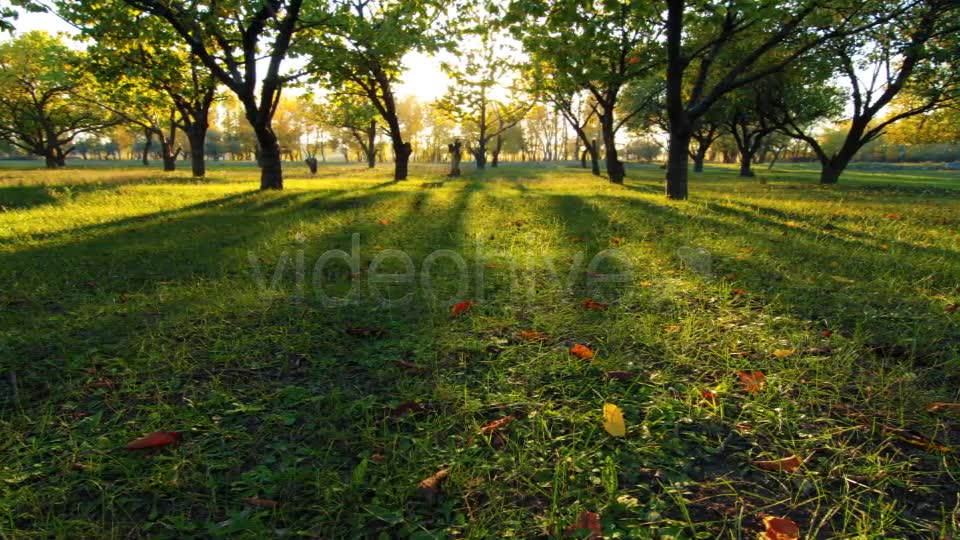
[7,8,453,102]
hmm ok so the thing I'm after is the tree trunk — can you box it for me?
[161,142,178,171]
[186,125,207,177]
[474,143,487,170]
[44,149,58,169]
[367,120,377,169]
[448,140,462,177]
[394,141,411,180]
[590,139,600,176]
[142,129,153,166]
[693,155,705,172]
[820,162,842,184]
[665,125,691,200]
[254,127,283,190]
[739,152,755,177]
[580,147,587,168]
[492,134,503,167]
[599,112,624,184]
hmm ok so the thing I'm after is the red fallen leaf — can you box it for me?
[885,213,903,220]
[738,371,766,394]
[762,515,800,540]
[451,301,473,317]
[569,343,595,360]
[370,454,386,462]
[395,360,425,372]
[377,219,390,225]
[519,330,550,342]
[417,468,450,505]
[480,415,515,435]
[701,389,719,403]
[391,401,425,417]
[730,288,747,297]
[126,431,181,450]
[946,303,958,314]
[752,454,802,472]
[564,510,602,539]
[927,402,960,414]
[821,330,833,337]
[568,236,585,243]
[604,371,635,380]
[241,498,279,508]
[581,299,608,310]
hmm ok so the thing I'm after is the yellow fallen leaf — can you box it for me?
[831,275,855,283]
[772,349,795,358]
[603,403,626,437]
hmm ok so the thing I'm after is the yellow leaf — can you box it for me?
[603,403,626,437]
[772,349,795,358]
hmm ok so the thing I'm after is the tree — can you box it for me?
[510,0,658,184]
[121,0,329,189]
[662,0,897,199]
[319,91,382,169]
[0,31,118,167]
[438,9,530,170]
[305,0,447,180]
[777,1,960,183]
[1,0,44,33]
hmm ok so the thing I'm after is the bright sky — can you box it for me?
[7,8,452,102]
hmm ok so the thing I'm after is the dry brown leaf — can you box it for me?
[662,325,682,333]
[519,330,550,342]
[738,370,766,394]
[604,371,635,381]
[762,515,800,540]
[927,402,960,414]
[564,510,602,539]
[417,468,450,505]
[752,455,802,472]
[480,416,515,435]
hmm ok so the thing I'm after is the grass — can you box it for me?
[1,160,959,539]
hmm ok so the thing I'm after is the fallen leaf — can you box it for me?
[739,247,754,254]
[519,330,550,342]
[885,213,903,220]
[784,221,802,228]
[569,236,585,243]
[510,219,526,227]
[701,389,719,403]
[395,360,425,372]
[603,403,626,437]
[879,243,890,249]
[662,325,681,333]
[450,301,473,317]
[946,303,958,314]
[91,378,116,389]
[830,275,855,283]
[724,273,739,280]
[639,281,654,287]
[604,371,634,380]
[772,349,795,358]
[564,510,602,539]
[730,288,747,296]
[738,371,766,394]
[126,431,181,450]
[390,401,425,417]
[373,244,385,249]
[480,416,515,435]
[821,330,833,337]
[752,454,802,472]
[610,237,624,246]
[569,343,595,360]
[346,326,383,338]
[762,515,800,540]
[377,219,390,225]
[241,498,279,508]
[417,468,450,504]
[581,299,608,310]
[927,402,960,414]
[370,454,386,462]
[881,425,951,453]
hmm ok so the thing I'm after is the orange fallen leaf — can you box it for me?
[762,515,800,540]
[730,288,747,296]
[451,301,473,317]
[662,325,681,333]
[370,454,386,462]
[738,370,766,393]
[569,343,595,360]
[752,454,802,472]
[581,299,608,310]
[739,247,754,254]
[604,371,635,380]
[377,219,390,225]
[701,389,719,403]
[821,330,833,337]
[568,236,585,243]
[126,431,181,450]
[480,416,515,435]
[519,330,550,342]
[241,498,279,508]
[565,510,602,539]
[639,281,654,287]
[417,468,450,505]
[885,213,903,220]
[772,349,795,358]
[373,244,385,249]
[927,402,960,414]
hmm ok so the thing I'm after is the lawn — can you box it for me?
[1,161,959,539]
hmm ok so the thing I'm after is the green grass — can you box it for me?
[1,160,959,539]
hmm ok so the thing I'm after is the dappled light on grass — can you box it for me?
[1,163,959,538]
